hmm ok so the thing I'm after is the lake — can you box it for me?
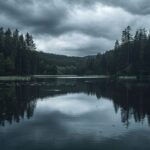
[0,77,150,150]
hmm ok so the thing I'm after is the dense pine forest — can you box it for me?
[78,26,150,77]
[0,26,150,77]
[0,28,75,75]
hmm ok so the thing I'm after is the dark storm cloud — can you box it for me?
[0,0,150,56]
[0,0,68,34]
[0,0,143,36]
[0,0,131,36]
[65,0,150,15]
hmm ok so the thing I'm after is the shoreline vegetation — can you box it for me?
[1,26,150,78]
[0,75,146,81]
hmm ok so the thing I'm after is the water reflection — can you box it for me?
[0,84,36,126]
[0,78,150,127]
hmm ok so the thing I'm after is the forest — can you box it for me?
[0,26,150,77]
[78,26,150,77]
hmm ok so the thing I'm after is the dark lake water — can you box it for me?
[0,78,150,150]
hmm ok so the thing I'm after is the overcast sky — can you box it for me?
[1,0,150,56]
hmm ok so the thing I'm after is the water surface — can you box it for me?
[0,78,150,150]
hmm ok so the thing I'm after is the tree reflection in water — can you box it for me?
[0,78,150,127]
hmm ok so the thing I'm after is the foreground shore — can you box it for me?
[0,75,141,81]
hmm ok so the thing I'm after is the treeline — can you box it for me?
[0,27,86,76]
[0,28,58,75]
[37,52,84,75]
[0,28,36,75]
[80,26,150,77]
[1,26,150,76]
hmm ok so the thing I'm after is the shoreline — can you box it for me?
[0,75,149,81]
[0,76,32,81]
